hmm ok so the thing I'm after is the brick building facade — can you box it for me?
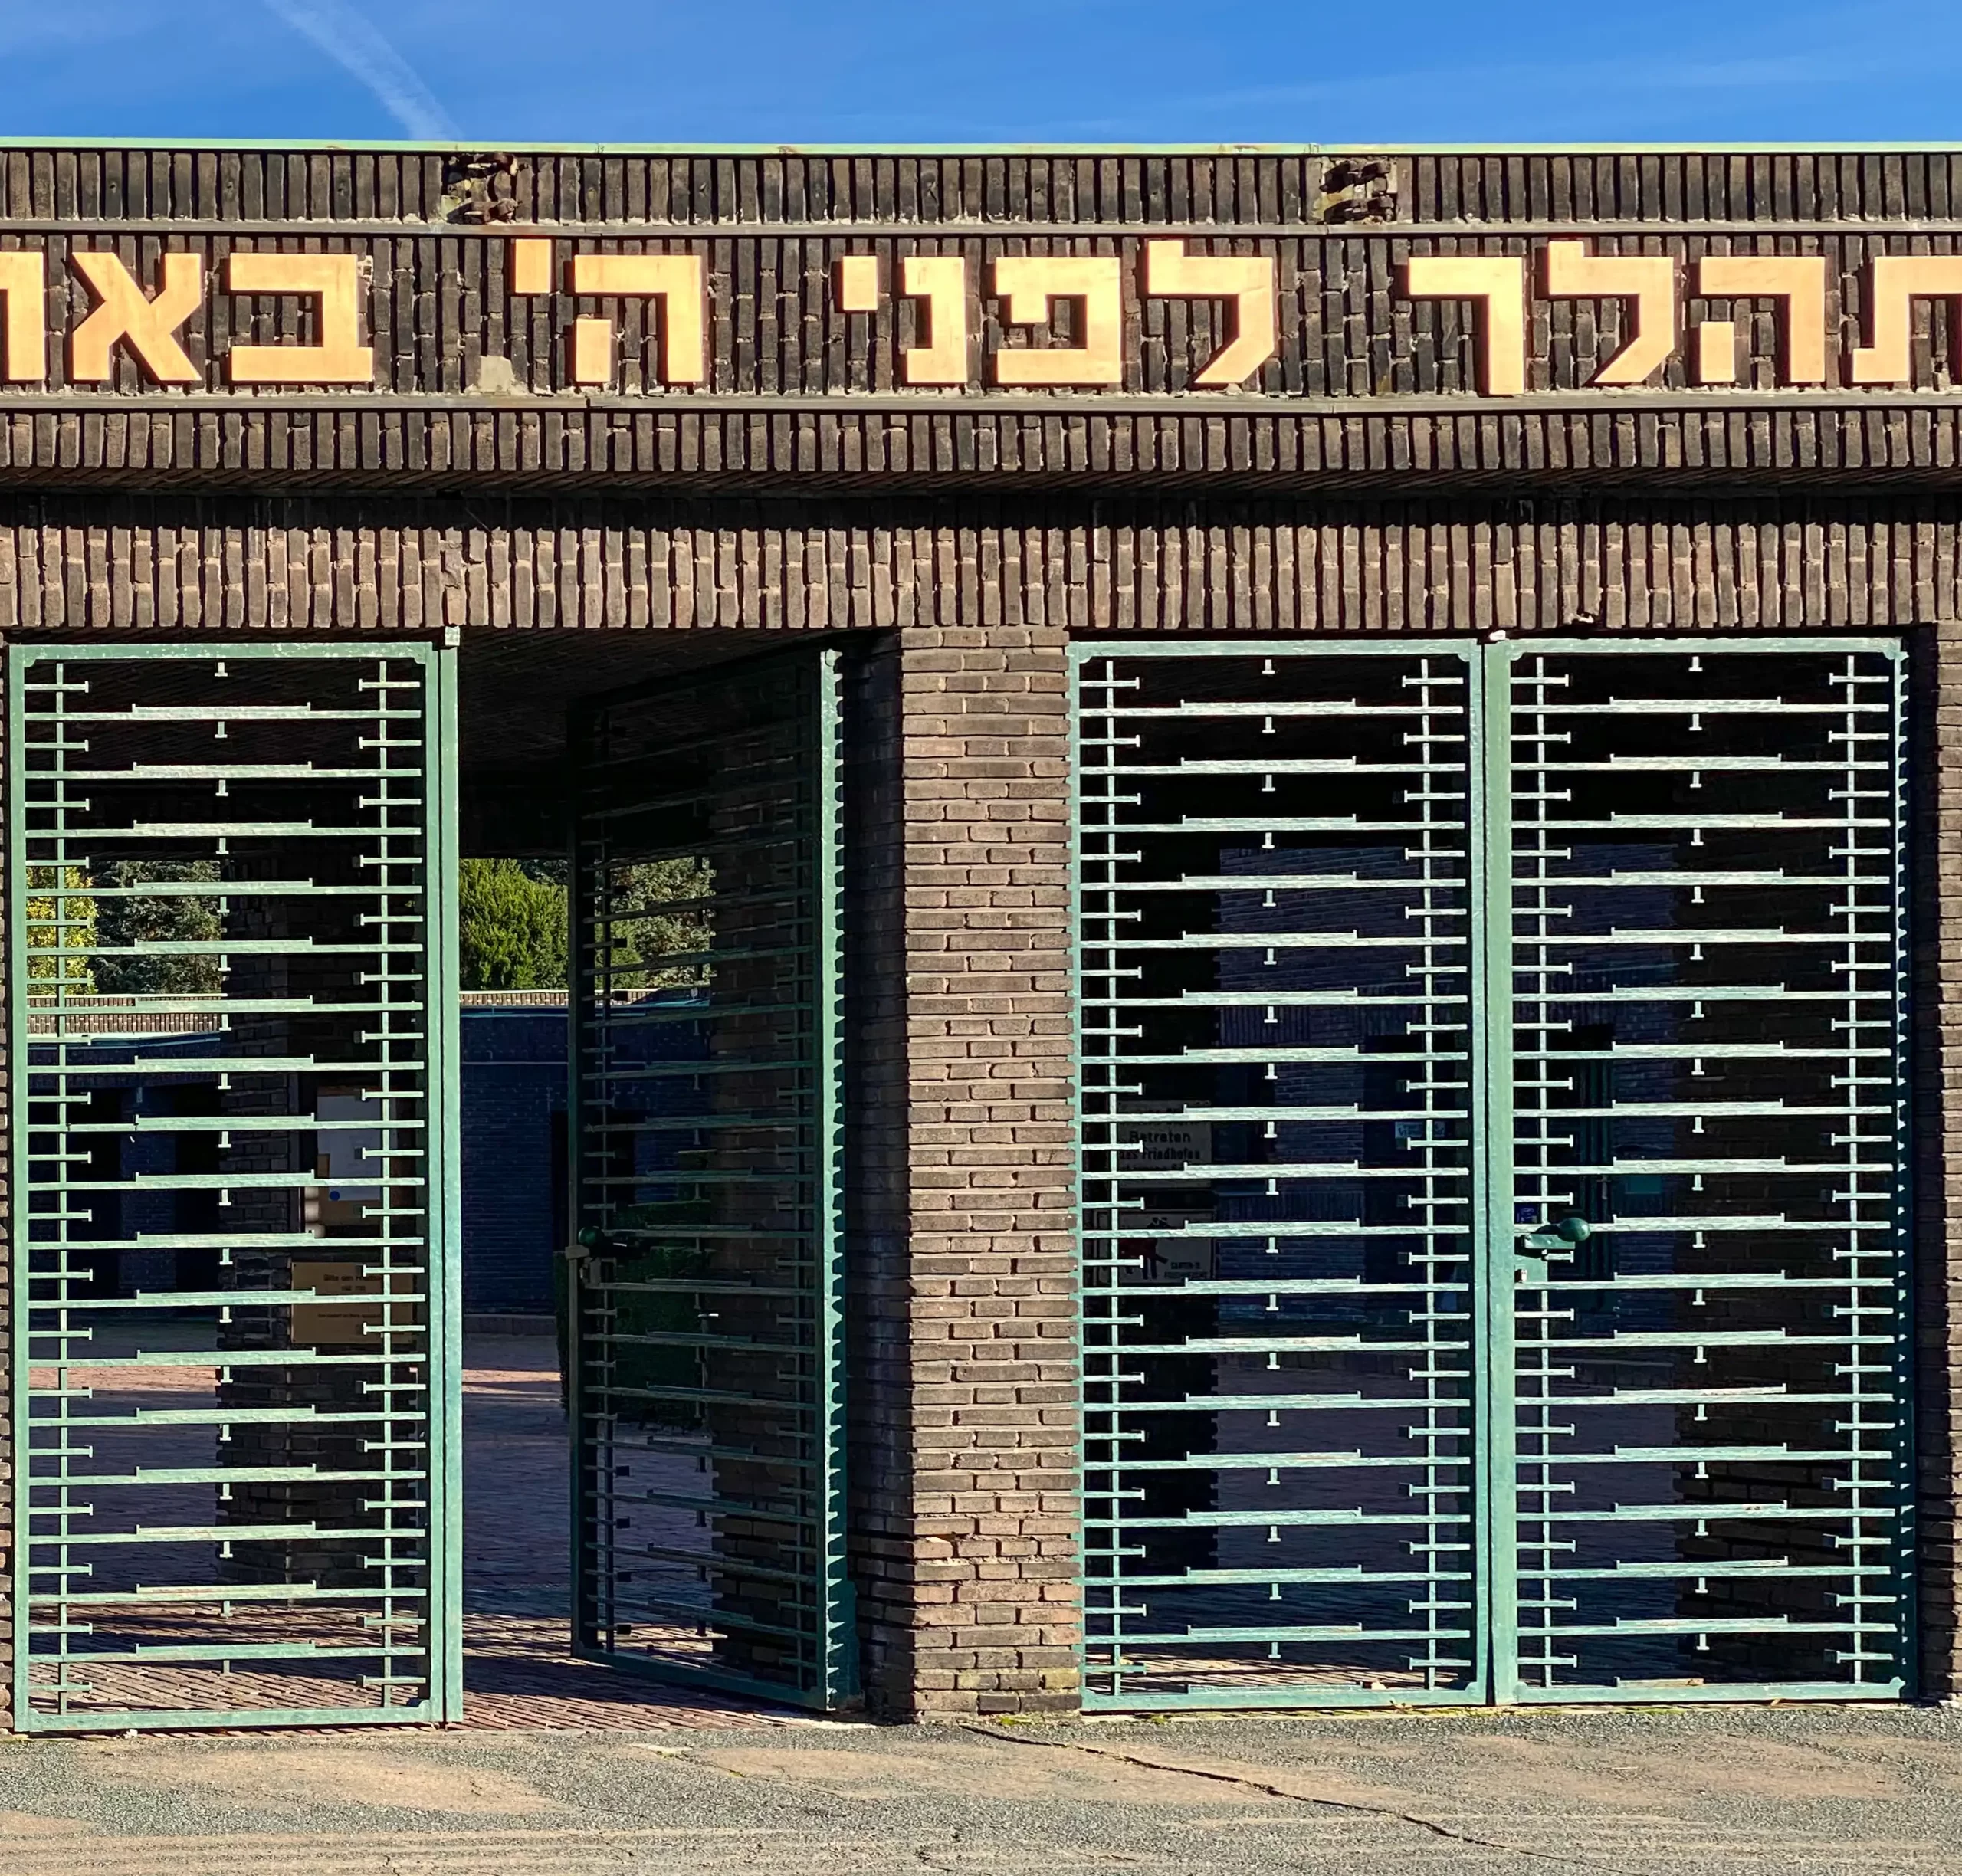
[1,141,1959,1727]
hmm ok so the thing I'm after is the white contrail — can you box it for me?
[262,0,459,139]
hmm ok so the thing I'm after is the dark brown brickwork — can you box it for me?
[1918,623,1962,1700]
[1,146,1961,488]
[3,495,1962,635]
[3,139,1962,1724]
[838,626,1080,1717]
[4,145,1960,231]
[5,404,1962,493]
[887,626,1076,1715]
[0,647,9,1726]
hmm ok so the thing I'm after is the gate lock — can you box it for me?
[1515,1212,1592,1281]
[563,1226,613,1261]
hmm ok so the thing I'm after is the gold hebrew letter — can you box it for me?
[899,255,969,386]
[1694,254,1827,385]
[1850,254,1962,385]
[570,317,612,384]
[991,256,1124,387]
[1541,241,1676,385]
[835,254,880,313]
[70,251,202,384]
[1142,240,1278,386]
[567,252,707,387]
[509,238,553,296]
[225,253,374,385]
[1694,320,1740,385]
[0,251,46,383]
[1400,254,1527,396]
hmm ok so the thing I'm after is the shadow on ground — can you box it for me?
[461,1334,797,1732]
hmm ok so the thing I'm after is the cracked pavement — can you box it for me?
[2,1704,1962,1873]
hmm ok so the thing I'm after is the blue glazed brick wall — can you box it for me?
[460,1004,567,1314]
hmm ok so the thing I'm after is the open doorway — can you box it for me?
[7,630,851,1734]
[456,635,852,1726]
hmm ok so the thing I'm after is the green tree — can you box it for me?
[460,858,569,990]
[605,857,712,989]
[25,865,95,988]
[93,859,225,995]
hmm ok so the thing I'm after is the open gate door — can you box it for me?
[8,640,461,1732]
[567,648,851,1710]
[1075,638,1913,1712]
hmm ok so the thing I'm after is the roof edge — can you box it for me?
[2,137,1962,158]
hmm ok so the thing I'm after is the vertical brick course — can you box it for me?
[856,625,1078,1717]
[0,647,9,1729]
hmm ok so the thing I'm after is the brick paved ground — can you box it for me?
[15,1335,788,1733]
[459,1334,796,1730]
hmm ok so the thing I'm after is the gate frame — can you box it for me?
[563,642,853,1712]
[1071,636,1492,1712]
[1069,632,1918,1713]
[5,635,464,1733]
[1491,633,1916,1707]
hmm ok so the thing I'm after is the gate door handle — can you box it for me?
[1516,1214,1593,1281]
[562,1227,605,1262]
[1519,1214,1593,1255]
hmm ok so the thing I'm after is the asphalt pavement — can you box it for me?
[1,1702,1960,1874]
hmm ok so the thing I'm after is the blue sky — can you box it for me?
[2,0,1957,146]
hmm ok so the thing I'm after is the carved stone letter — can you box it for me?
[567,253,707,388]
[1142,240,1278,386]
[226,253,375,385]
[70,251,203,385]
[899,255,968,386]
[1401,254,1527,396]
[1542,241,1677,385]
[990,256,1124,387]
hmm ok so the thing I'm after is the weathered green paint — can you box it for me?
[1072,638,1914,1711]
[1074,640,1485,1710]
[567,647,851,1711]
[7,638,461,1733]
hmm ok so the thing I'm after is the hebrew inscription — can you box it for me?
[1398,242,1949,393]
[0,230,1951,398]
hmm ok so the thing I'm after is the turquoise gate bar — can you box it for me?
[1072,637,1914,1711]
[1501,640,1914,1703]
[7,639,461,1732]
[567,648,851,1710]
[1074,641,1488,1710]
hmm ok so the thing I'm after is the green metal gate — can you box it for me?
[567,648,851,1709]
[1075,637,1912,1710]
[8,639,461,1732]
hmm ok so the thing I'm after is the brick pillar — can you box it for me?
[845,625,1079,1718]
